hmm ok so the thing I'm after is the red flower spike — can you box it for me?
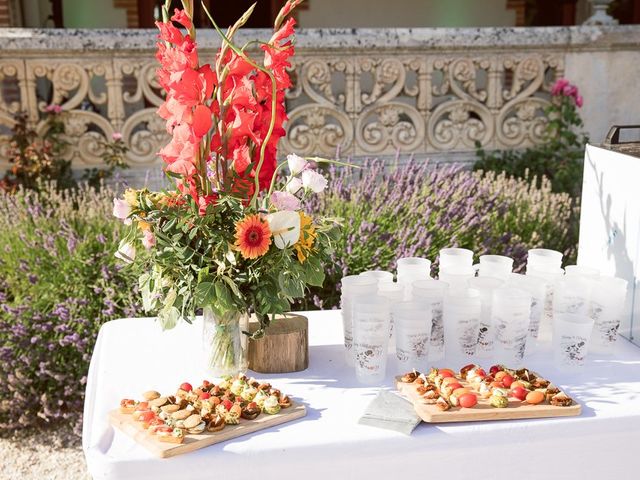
[171,8,193,31]
[192,104,212,138]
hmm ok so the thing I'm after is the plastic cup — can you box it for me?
[526,266,564,344]
[564,265,600,278]
[509,273,547,354]
[392,301,432,369]
[476,255,514,280]
[439,248,474,269]
[352,296,391,384]
[553,276,594,316]
[527,248,563,270]
[411,279,449,361]
[378,282,405,348]
[589,276,628,355]
[340,275,378,365]
[360,270,394,285]
[467,277,504,358]
[492,287,532,366]
[439,268,476,291]
[553,313,594,369]
[397,257,431,299]
[443,288,481,365]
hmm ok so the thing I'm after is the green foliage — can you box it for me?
[474,95,588,198]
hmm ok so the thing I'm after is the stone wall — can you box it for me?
[0,26,639,187]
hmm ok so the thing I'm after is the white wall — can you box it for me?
[298,0,517,28]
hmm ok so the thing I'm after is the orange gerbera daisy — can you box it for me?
[234,214,272,259]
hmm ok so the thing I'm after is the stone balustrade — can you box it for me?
[1,26,640,180]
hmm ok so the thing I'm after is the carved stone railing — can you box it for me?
[1,26,640,176]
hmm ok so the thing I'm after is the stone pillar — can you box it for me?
[583,0,618,25]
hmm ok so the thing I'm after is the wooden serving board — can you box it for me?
[396,378,581,423]
[109,402,306,458]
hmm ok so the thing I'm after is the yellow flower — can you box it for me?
[124,188,138,207]
[138,220,151,231]
[294,212,316,263]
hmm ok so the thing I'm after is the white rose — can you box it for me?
[301,170,328,193]
[267,211,301,249]
[286,177,303,194]
[115,242,136,264]
[287,153,308,175]
[112,198,131,220]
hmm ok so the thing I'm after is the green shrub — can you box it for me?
[0,183,142,434]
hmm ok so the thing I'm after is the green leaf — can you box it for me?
[158,306,180,330]
[194,281,216,306]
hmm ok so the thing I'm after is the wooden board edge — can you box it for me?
[108,403,307,458]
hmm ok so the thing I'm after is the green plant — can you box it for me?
[474,79,588,198]
[0,182,142,434]
[82,132,130,188]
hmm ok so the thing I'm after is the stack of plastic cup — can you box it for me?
[396,257,431,299]
[553,276,594,316]
[378,282,405,350]
[392,301,432,370]
[467,277,505,359]
[475,255,514,280]
[411,279,449,361]
[352,295,391,384]
[589,276,628,355]
[443,288,481,365]
[509,273,547,355]
[360,270,394,285]
[526,251,565,346]
[553,313,594,370]
[438,248,475,290]
[492,287,532,366]
[340,275,378,366]
[564,265,600,279]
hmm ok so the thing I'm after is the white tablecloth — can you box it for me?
[83,311,640,480]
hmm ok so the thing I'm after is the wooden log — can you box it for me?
[247,313,309,373]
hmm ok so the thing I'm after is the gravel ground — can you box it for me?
[0,428,89,480]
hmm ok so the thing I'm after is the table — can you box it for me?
[84,311,640,480]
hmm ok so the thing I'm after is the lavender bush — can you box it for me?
[0,183,142,435]
[304,160,576,309]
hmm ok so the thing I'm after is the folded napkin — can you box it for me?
[358,390,422,435]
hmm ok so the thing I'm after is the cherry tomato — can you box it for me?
[441,377,460,387]
[502,374,514,388]
[511,386,528,401]
[200,392,211,400]
[475,368,487,377]
[138,410,156,422]
[459,393,478,408]
[154,425,173,434]
[489,365,503,375]
[148,417,164,427]
[446,382,463,392]
[525,391,545,405]
[221,399,233,411]
[179,382,193,392]
[439,369,455,378]
[135,401,149,411]
[494,371,508,382]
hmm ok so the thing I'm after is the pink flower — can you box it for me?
[270,191,301,211]
[563,85,578,98]
[44,104,62,114]
[112,198,131,220]
[112,132,123,141]
[551,78,569,96]
[575,95,584,108]
[142,230,156,250]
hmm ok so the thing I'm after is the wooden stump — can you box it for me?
[247,313,309,373]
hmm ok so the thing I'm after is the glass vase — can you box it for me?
[202,307,249,376]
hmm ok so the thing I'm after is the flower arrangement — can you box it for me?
[112,0,340,373]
